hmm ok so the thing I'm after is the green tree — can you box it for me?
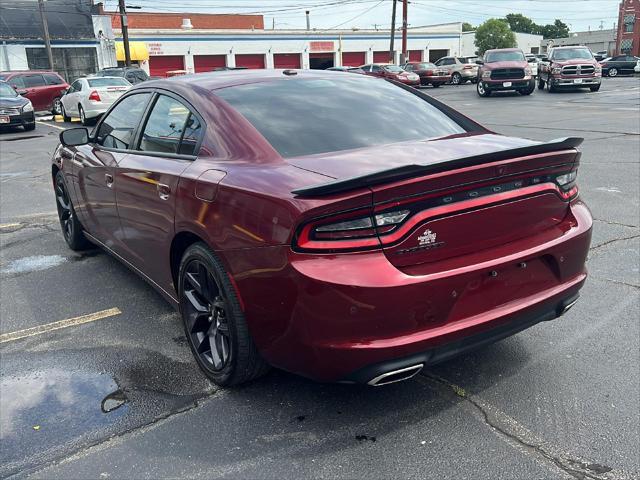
[462,22,474,32]
[474,19,517,55]
[540,19,570,39]
[503,13,538,34]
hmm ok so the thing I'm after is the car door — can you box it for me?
[9,74,46,110]
[71,92,153,251]
[62,80,81,116]
[114,92,204,288]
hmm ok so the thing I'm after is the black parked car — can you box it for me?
[92,66,152,84]
[0,80,35,131]
[600,55,640,77]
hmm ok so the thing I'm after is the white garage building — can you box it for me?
[115,23,465,77]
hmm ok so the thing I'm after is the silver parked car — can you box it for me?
[525,54,540,77]
[433,56,479,85]
[60,76,131,125]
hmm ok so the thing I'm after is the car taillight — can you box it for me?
[296,209,410,251]
[88,90,101,101]
[555,170,579,199]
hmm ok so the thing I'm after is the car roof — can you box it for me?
[132,69,375,93]
[0,70,58,75]
[551,46,589,49]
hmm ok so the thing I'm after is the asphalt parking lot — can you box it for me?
[1,76,638,479]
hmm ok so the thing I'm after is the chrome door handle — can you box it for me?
[105,173,114,188]
[157,183,170,200]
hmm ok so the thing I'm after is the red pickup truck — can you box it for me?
[476,48,535,97]
[538,46,602,92]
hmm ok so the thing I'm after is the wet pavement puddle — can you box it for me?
[1,369,128,471]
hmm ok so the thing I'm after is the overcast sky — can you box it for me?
[102,0,621,33]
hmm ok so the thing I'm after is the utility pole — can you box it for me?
[37,0,54,70]
[389,0,397,63]
[118,0,132,66]
[401,0,408,64]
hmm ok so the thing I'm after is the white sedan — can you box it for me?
[60,76,131,125]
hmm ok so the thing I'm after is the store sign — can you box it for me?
[148,42,164,55]
[309,41,334,52]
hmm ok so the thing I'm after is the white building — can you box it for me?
[461,31,544,57]
[115,23,465,77]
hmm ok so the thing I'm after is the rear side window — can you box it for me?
[44,74,63,85]
[138,95,201,156]
[95,93,152,149]
[22,74,46,87]
[216,76,465,158]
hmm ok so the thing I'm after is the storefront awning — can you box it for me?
[115,42,149,61]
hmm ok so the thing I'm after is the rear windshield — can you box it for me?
[88,78,130,87]
[459,57,477,64]
[485,51,525,62]
[216,76,466,158]
[551,48,593,60]
[97,70,125,77]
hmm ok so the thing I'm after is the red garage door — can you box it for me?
[273,53,301,69]
[342,51,366,67]
[194,55,226,73]
[408,50,423,62]
[235,54,265,69]
[149,55,184,77]
[373,51,394,63]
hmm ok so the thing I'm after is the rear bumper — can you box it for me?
[420,75,450,84]
[232,200,592,383]
[344,290,581,384]
[83,103,110,119]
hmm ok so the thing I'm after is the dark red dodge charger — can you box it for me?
[52,69,592,387]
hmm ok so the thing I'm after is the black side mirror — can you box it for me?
[475,60,484,65]
[60,127,89,147]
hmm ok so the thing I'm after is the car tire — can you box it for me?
[590,84,601,92]
[607,67,618,77]
[61,104,71,123]
[476,81,491,97]
[79,106,93,126]
[538,77,545,90]
[432,82,441,88]
[451,72,462,85]
[51,97,62,116]
[470,77,478,84]
[178,242,270,387]
[24,123,36,131]
[54,171,90,251]
[547,79,556,93]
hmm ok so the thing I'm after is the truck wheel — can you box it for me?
[547,79,556,93]
[476,82,491,97]
[538,77,545,90]
[590,84,601,92]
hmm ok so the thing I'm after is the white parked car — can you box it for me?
[525,54,539,76]
[60,76,131,125]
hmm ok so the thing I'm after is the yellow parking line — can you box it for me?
[0,222,21,229]
[0,307,122,344]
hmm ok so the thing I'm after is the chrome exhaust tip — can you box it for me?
[367,364,424,387]
[559,298,579,316]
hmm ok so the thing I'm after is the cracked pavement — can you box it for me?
[1,77,638,479]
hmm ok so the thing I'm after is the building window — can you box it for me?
[620,39,633,54]
[26,47,97,82]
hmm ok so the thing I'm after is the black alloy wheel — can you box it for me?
[54,171,89,250]
[182,258,232,372]
[178,243,269,386]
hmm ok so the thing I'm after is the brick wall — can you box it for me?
[109,12,264,30]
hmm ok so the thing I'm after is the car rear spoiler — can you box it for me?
[291,137,583,197]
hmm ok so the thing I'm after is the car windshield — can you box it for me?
[485,51,525,62]
[0,82,18,97]
[98,70,125,77]
[551,48,593,60]
[88,78,131,87]
[216,76,466,158]
[383,65,404,73]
